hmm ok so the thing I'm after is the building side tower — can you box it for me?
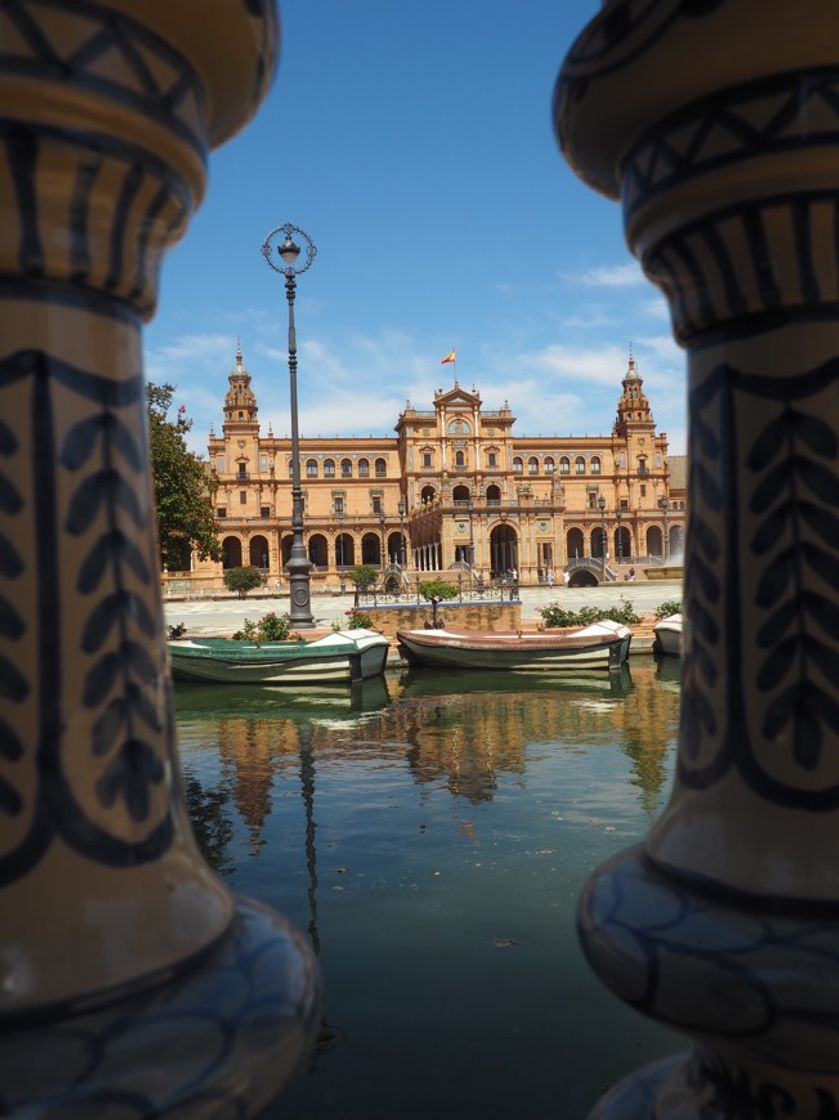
[223,340,260,437]
[613,350,655,437]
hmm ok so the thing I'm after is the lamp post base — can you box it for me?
[286,561,315,629]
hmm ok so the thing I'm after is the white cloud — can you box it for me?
[559,305,616,330]
[579,262,645,289]
[517,342,629,387]
[641,295,670,321]
[636,334,682,364]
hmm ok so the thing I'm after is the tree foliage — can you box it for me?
[347,563,378,605]
[147,382,220,570]
[418,580,459,626]
[223,566,262,598]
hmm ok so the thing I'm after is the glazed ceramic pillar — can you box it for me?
[0,1,318,1114]
[556,2,839,1116]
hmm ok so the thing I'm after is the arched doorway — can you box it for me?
[568,568,599,587]
[566,527,584,561]
[490,524,518,576]
[420,485,436,504]
[308,533,328,569]
[361,532,381,565]
[486,484,501,504]
[614,526,631,562]
[647,525,663,557]
[249,535,269,570]
[591,527,607,559]
[452,484,470,503]
[222,536,242,569]
[387,531,405,565]
[335,533,354,568]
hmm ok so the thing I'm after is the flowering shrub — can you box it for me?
[345,609,375,630]
[654,600,682,620]
[539,601,641,628]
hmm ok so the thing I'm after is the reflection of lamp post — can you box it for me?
[262,222,317,628]
[468,497,475,567]
[615,506,623,564]
[659,495,669,560]
[398,499,406,566]
[598,494,607,567]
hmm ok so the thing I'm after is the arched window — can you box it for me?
[575,456,586,474]
[324,458,335,477]
[544,457,555,474]
[375,457,387,477]
[306,459,318,478]
[513,457,523,474]
[452,484,470,503]
[455,449,465,468]
[341,458,352,478]
[358,458,370,477]
[421,485,436,504]
[528,456,539,475]
[486,484,502,505]
[591,456,601,475]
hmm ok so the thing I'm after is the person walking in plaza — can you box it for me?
[546,567,554,589]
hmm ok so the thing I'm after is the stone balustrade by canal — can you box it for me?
[0,2,319,1116]
[557,3,839,1118]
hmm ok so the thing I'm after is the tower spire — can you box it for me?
[235,336,243,368]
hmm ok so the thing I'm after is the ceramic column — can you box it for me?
[0,1,319,1115]
[556,2,839,1115]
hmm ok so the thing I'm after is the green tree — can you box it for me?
[223,566,262,599]
[147,382,221,570]
[418,579,459,627]
[347,563,378,606]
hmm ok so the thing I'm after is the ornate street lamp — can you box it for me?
[598,494,607,567]
[659,495,670,561]
[262,223,317,628]
[615,506,623,565]
[379,508,387,573]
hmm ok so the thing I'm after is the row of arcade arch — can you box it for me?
[566,524,685,560]
[221,532,408,571]
[220,522,685,576]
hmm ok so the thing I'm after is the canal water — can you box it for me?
[175,660,684,1120]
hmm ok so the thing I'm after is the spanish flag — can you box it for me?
[440,350,456,365]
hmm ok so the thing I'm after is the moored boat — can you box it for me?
[168,629,389,684]
[653,613,682,657]
[396,620,631,672]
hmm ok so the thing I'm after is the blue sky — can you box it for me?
[144,1,686,455]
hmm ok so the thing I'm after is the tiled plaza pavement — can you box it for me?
[163,579,683,637]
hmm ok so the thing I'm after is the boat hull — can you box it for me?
[169,631,389,684]
[653,614,683,657]
[396,623,631,673]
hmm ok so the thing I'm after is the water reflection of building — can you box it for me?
[216,719,302,855]
[393,667,677,808]
[181,668,678,858]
